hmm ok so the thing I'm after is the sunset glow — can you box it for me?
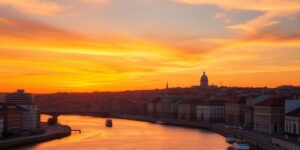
[0,0,299,93]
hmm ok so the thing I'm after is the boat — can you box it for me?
[105,119,113,127]
[156,120,166,125]
[227,146,234,150]
[231,140,250,150]
[226,135,236,143]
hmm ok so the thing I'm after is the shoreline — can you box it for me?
[0,124,71,149]
[111,114,283,150]
[1,114,284,150]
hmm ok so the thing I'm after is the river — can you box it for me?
[17,115,230,150]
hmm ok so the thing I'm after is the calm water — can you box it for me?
[19,115,229,150]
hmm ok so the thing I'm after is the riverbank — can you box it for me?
[112,114,283,150]
[37,113,285,150]
[0,124,71,149]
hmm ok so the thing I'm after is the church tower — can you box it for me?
[200,71,209,88]
[165,81,169,96]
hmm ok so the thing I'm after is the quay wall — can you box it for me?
[112,114,283,150]
[0,125,71,149]
[272,137,300,150]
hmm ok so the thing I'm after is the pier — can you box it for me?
[71,129,82,134]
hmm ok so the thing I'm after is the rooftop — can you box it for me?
[255,98,285,107]
[197,101,224,105]
[286,107,300,117]
[0,103,29,111]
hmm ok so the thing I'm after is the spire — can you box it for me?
[165,81,169,96]
[166,81,169,90]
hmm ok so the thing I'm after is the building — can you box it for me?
[284,99,300,143]
[285,99,300,114]
[225,96,247,126]
[177,98,197,121]
[147,97,162,118]
[36,111,41,128]
[192,71,217,89]
[160,95,184,119]
[244,95,273,128]
[196,101,224,122]
[100,99,113,114]
[285,108,300,143]
[20,105,38,130]
[254,98,285,135]
[200,72,208,88]
[0,103,24,134]
[5,90,38,130]
[112,100,147,115]
[5,90,33,104]
[0,109,3,138]
[159,83,186,119]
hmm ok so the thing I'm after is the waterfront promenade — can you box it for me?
[0,124,71,149]
[112,114,284,150]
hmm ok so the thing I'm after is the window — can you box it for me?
[298,119,300,135]
[293,122,296,134]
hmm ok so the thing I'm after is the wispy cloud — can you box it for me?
[0,0,63,16]
[173,0,300,12]
[214,12,232,23]
[174,0,300,36]
[80,0,109,5]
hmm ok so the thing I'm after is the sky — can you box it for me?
[0,0,300,93]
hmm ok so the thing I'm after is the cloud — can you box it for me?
[80,0,109,5]
[214,13,231,23]
[226,11,299,36]
[0,0,63,16]
[174,0,300,36]
[0,12,85,43]
[0,8,219,64]
[173,0,300,12]
[0,0,111,16]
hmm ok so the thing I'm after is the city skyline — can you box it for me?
[0,0,300,93]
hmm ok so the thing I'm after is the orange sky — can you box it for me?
[0,0,300,93]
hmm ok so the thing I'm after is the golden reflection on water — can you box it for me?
[20,115,229,150]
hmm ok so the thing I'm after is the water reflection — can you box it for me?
[19,115,229,150]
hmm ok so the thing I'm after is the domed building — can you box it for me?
[200,72,209,88]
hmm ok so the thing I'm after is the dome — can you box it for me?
[201,72,208,81]
[200,71,209,88]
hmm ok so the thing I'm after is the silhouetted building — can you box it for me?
[254,98,285,135]
[285,108,300,142]
[196,101,224,122]
[225,96,247,126]
[5,90,38,130]
[160,83,183,119]
[0,111,3,138]
[5,90,32,104]
[160,95,183,119]
[244,95,273,128]
[284,99,300,143]
[0,103,25,134]
[147,97,162,118]
[177,98,198,121]
[101,99,113,114]
[200,72,209,88]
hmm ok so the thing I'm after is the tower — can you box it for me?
[165,81,169,96]
[200,72,209,88]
